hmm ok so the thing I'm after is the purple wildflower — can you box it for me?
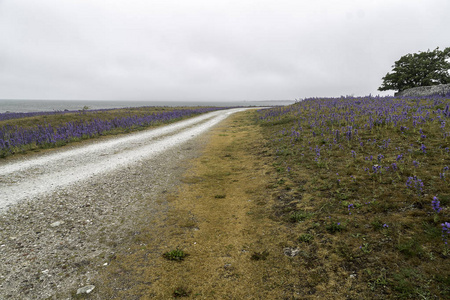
[442,222,450,245]
[406,176,424,196]
[348,204,354,215]
[421,144,426,153]
[432,196,441,213]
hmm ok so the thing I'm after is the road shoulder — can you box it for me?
[96,109,291,298]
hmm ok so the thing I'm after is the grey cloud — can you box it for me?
[1,0,449,101]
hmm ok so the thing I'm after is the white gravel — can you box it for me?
[0,107,252,299]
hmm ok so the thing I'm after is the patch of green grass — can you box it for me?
[289,211,313,223]
[173,286,190,297]
[396,239,423,258]
[163,248,187,261]
[298,233,314,243]
[326,221,344,233]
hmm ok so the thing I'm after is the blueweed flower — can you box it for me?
[432,196,441,213]
[391,162,398,170]
[413,160,419,167]
[383,224,389,228]
[396,154,403,161]
[377,154,384,162]
[351,150,356,158]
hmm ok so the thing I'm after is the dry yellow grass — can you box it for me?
[95,110,362,299]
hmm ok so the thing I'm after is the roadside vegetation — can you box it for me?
[0,106,226,158]
[257,95,450,298]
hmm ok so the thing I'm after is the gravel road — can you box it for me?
[0,108,251,299]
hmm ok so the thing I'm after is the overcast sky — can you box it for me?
[0,0,449,101]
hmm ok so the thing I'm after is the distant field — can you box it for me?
[0,106,226,158]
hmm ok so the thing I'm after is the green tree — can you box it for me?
[378,47,450,93]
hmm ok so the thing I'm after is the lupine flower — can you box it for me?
[421,144,426,153]
[406,176,424,196]
[432,196,441,213]
[372,165,382,174]
[442,222,450,245]
[348,204,354,214]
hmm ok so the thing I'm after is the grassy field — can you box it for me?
[255,96,450,298]
[93,97,449,299]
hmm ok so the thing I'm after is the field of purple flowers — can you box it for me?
[0,106,225,157]
[257,95,450,298]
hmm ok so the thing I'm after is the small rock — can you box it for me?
[50,221,64,227]
[76,285,95,295]
[283,247,300,257]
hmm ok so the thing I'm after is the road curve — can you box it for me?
[0,108,251,211]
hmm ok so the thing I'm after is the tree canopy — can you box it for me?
[378,47,450,93]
